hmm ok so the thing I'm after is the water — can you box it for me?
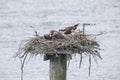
[0,0,120,80]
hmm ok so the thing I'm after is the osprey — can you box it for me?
[44,30,65,40]
[44,34,51,40]
[52,32,65,40]
[50,30,65,40]
[59,24,79,34]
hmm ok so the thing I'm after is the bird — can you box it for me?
[49,30,65,40]
[44,30,65,40]
[59,23,79,34]
[49,30,57,36]
[44,34,52,40]
[52,31,65,40]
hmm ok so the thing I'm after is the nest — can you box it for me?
[15,27,102,79]
[16,32,101,58]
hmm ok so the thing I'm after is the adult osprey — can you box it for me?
[59,24,79,34]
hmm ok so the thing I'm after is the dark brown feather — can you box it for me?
[44,34,51,40]
[59,24,79,34]
[52,32,65,39]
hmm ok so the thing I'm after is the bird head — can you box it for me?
[49,30,57,36]
[73,23,79,30]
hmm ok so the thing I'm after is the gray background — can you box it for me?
[0,0,120,80]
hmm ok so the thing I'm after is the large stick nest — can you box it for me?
[16,32,101,58]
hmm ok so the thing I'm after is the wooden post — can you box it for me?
[83,24,85,35]
[49,54,67,80]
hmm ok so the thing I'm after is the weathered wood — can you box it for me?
[49,54,67,80]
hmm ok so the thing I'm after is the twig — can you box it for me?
[19,52,28,80]
[79,53,83,68]
[89,54,91,76]
[30,26,39,36]
[13,42,23,58]
[91,54,98,64]
[25,54,33,64]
